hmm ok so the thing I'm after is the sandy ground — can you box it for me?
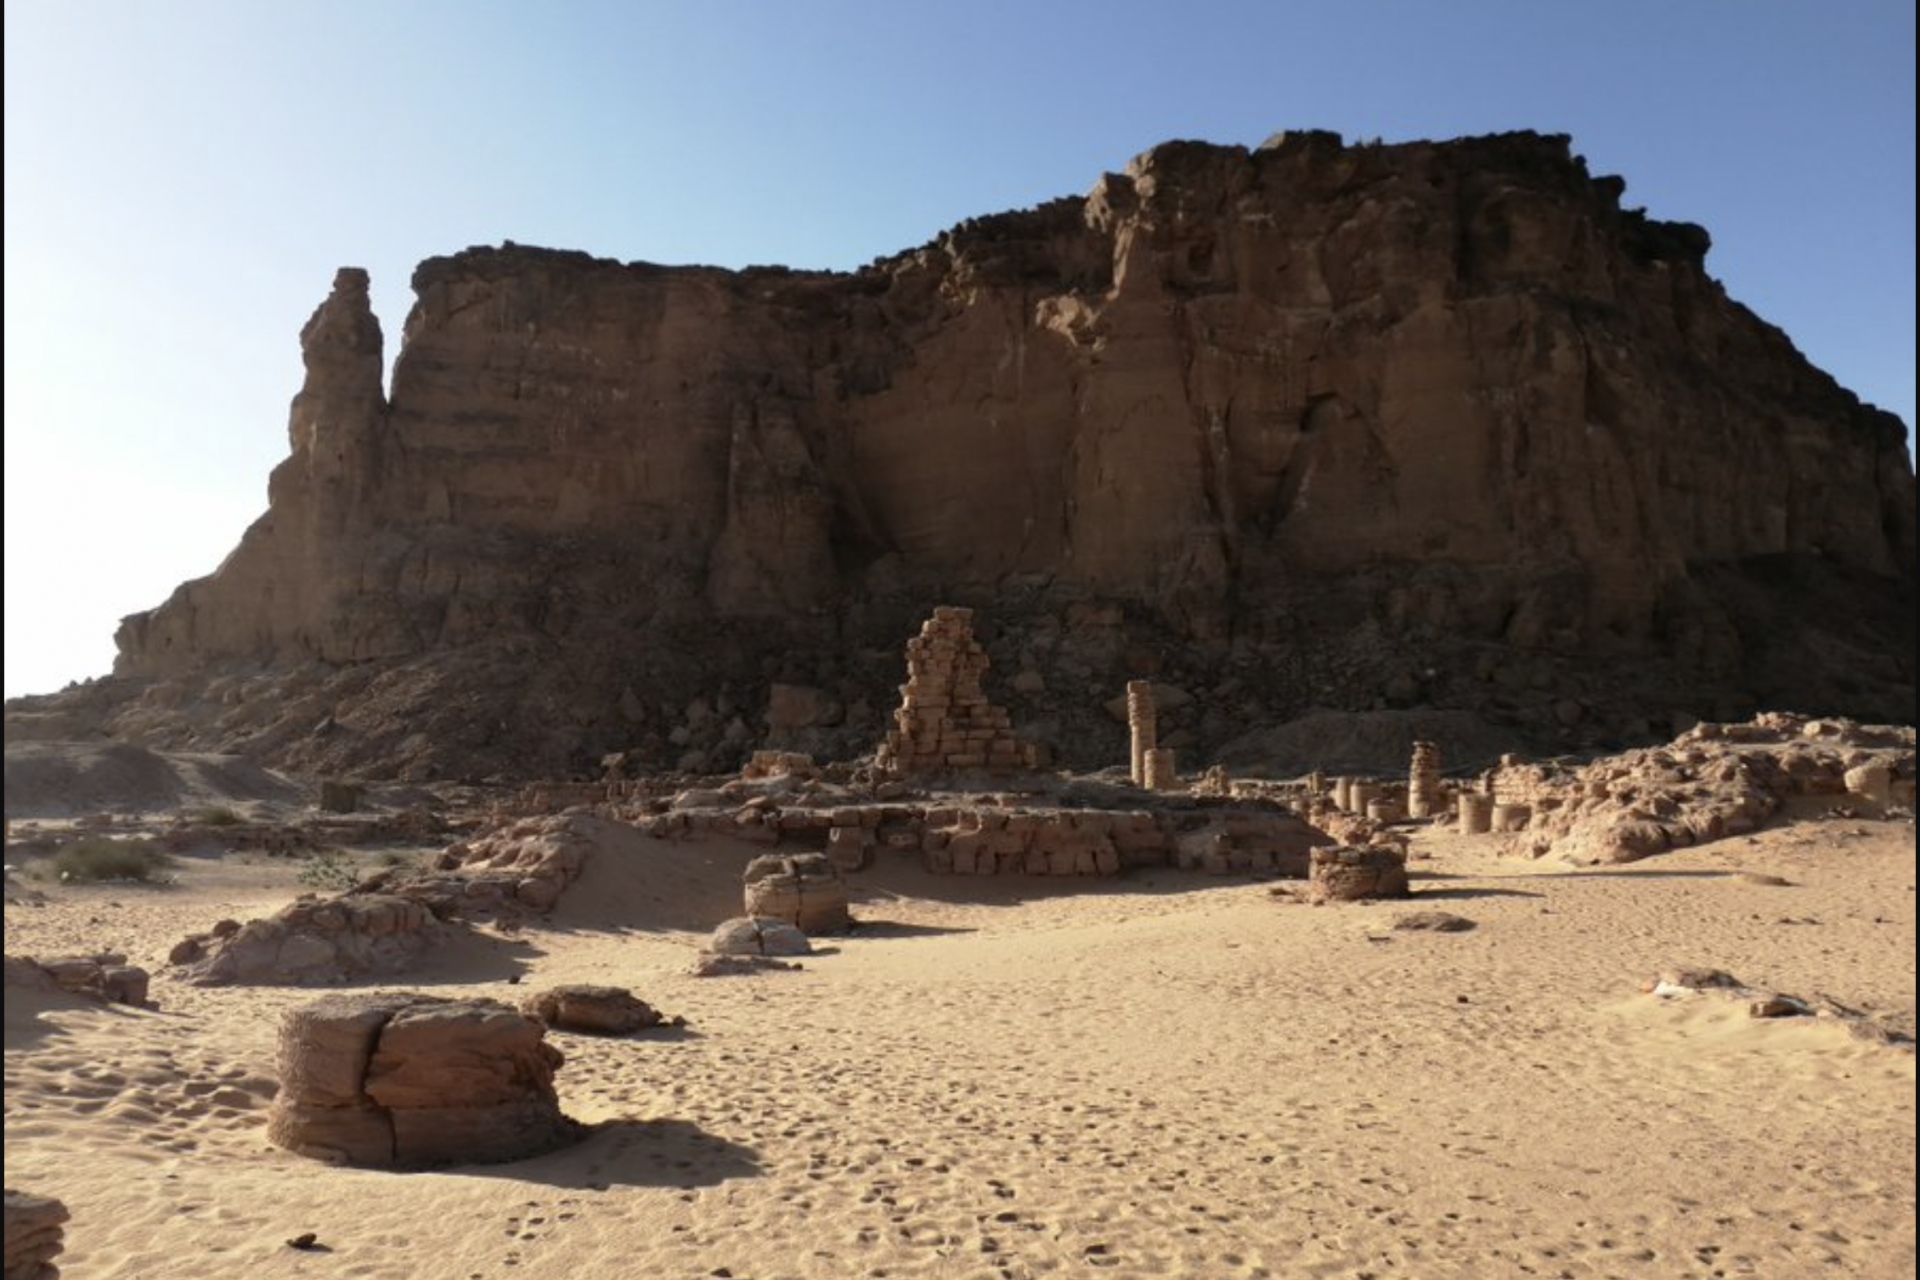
[5,811,1914,1280]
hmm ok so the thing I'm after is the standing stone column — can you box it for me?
[1458,792,1493,835]
[1143,747,1179,793]
[1491,802,1532,832]
[1126,681,1158,787]
[1407,741,1442,819]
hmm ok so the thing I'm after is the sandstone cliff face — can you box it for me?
[97,132,1915,779]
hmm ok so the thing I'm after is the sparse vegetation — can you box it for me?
[297,848,363,891]
[377,849,420,871]
[44,837,176,884]
[186,804,245,827]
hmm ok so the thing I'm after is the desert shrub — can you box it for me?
[49,837,175,884]
[186,805,245,827]
[297,849,361,891]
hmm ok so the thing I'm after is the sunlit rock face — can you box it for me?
[104,132,1915,780]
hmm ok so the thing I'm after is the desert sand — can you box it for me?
[5,774,1914,1280]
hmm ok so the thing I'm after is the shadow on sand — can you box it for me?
[464,1118,761,1189]
[842,917,979,939]
[1404,885,1547,901]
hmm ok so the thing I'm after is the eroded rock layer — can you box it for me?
[73,132,1916,778]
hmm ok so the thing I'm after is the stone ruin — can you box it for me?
[876,606,1037,776]
[267,992,579,1168]
[167,813,603,987]
[1407,741,1442,818]
[1124,682,1183,791]
[1457,791,1493,834]
[1127,680,1157,785]
[740,750,819,782]
[407,813,597,914]
[743,853,850,934]
[519,985,670,1035]
[692,917,812,975]
[4,1189,68,1280]
[1306,846,1412,903]
[5,952,152,1008]
[1495,714,1915,863]
[169,894,447,987]
[710,916,812,957]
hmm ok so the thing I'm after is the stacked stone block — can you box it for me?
[1457,791,1493,834]
[1143,747,1180,792]
[1408,741,1442,818]
[878,607,1036,776]
[742,853,851,934]
[1127,681,1158,786]
[1307,846,1412,903]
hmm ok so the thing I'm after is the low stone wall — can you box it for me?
[634,792,1329,879]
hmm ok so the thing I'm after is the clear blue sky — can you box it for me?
[5,0,1914,698]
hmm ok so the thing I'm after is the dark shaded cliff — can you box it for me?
[60,131,1916,779]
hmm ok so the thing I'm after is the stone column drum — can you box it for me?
[1407,741,1442,819]
[1365,796,1402,825]
[267,992,578,1169]
[1491,802,1532,832]
[743,852,851,934]
[1306,846,1411,903]
[1143,747,1179,793]
[1458,792,1493,835]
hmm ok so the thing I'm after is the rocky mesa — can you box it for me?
[26,131,1914,780]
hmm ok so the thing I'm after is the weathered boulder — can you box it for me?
[1391,910,1476,932]
[519,985,666,1035]
[1502,714,1914,863]
[687,951,802,978]
[267,992,577,1168]
[168,893,444,987]
[3,1189,68,1280]
[709,916,812,957]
